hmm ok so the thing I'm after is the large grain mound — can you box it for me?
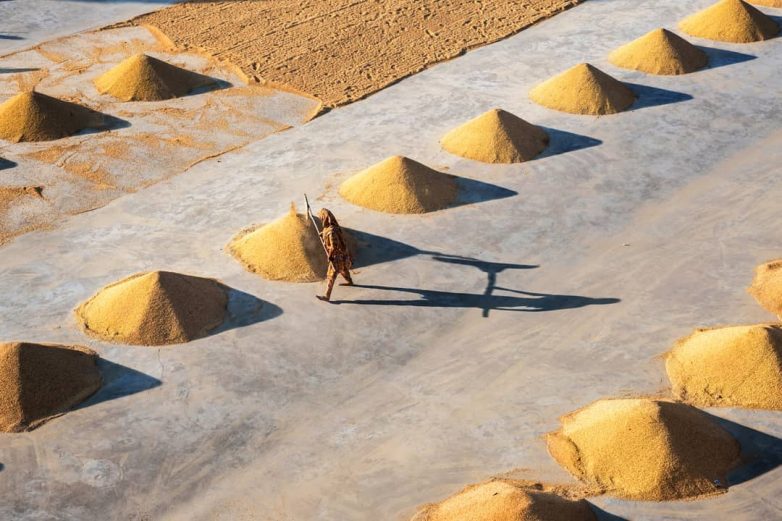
[95,53,215,102]
[0,342,101,432]
[411,479,596,521]
[679,0,779,43]
[529,63,635,115]
[440,109,549,164]
[76,271,227,345]
[547,398,740,500]
[0,91,100,142]
[748,259,782,317]
[229,204,327,282]
[667,325,782,409]
[609,28,708,75]
[339,156,458,214]
[136,0,584,107]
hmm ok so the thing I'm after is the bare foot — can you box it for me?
[316,295,330,302]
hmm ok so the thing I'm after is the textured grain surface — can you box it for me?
[136,0,583,106]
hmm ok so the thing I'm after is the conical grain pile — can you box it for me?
[529,63,635,115]
[0,342,101,432]
[411,480,596,521]
[679,0,779,43]
[547,398,740,500]
[95,53,215,102]
[0,91,101,142]
[229,204,328,282]
[609,29,708,75]
[666,324,782,409]
[339,156,458,214]
[440,109,549,164]
[748,259,782,318]
[75,271,227,345]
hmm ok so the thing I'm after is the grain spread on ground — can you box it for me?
[0,91,102,142]
[748,259,782,318]
[95,53,216,101]
[411,479,596,521]
[229,204,328,282]
[75,271,227,346]
[529,63,635,115]
[440,109,549,163]
[0,342,101,432]
[134,0,584,107]
[609,28,708,75]
[666,324,782,409]
[547,398,740,500]
[679,0,779,43]
[339,156,458,214]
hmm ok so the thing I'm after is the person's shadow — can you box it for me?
[340,231,619,316]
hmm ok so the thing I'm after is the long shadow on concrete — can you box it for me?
[0,35,23,41]
[699,46,756,70]
[627,83,693,111]
[536,127,602,160]
[0,157,16,170]
[211,286,283,335]
[706,412,782,487]
[77,358,161,409]
[340,231,616,315]
[0,67,39,74]
[335,284,619,316]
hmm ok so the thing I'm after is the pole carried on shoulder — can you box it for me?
[304,194,330,257]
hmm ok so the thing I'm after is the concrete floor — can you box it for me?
[0,0,176,55]
[1,0,782,520]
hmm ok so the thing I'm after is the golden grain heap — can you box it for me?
[0,342,101,432]
[440,109,549,164]
[609,28,708,75]
[95,53,215,102]
[749,0,782,6]
[229,204,328,282]
[679,0,779,43]
[340,156,458,214]
[667,324,782,409]
[75,271,227,345]
[547,398,739,500]
[0,91,100,142]
[529,63,635,115]
[411,480,596,521]
[748,259,782,318]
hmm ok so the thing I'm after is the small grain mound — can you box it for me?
[609,28,708,75]
[440,109,549,164]
[0,342,101,432]
[411,479,596,521]
[339,156,458,214]
[75,271,227,346]
[679,0,779,43]
[547,398,740,500]
[229,204,327,282]
[748,259,782,318]
[667,325,782,409]
[95,53,215,102]
[529,63,635,115]
[0,91,101,142]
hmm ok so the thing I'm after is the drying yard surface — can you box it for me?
[1,0,782,520]
[136,0,583,106]
[0,25,320,245]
